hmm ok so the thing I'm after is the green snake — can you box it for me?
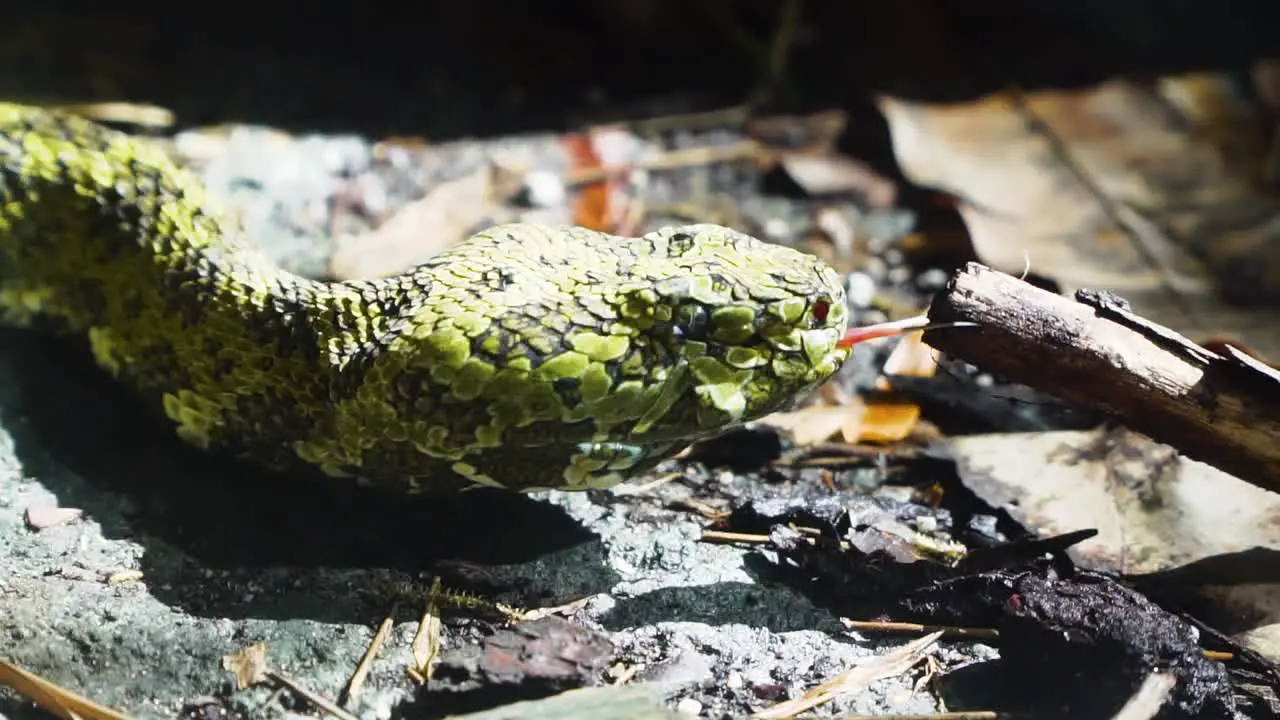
[0,103,850,494]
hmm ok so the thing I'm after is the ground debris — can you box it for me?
[987,571,1235,719]
[422,616,615,711]
[708,492,1272,718]
[443,684,682,720]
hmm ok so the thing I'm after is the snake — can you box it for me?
[0,103,851,495]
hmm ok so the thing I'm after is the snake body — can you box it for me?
[0,103,850,494]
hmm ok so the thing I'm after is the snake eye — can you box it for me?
[811,299,831,324]
[666,231,696,256]
[674,303,709,341]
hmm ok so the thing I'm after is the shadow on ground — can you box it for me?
[0,328,618,624]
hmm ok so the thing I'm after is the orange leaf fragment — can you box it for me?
[562,133,611,231]
[760,403,864,447]
[850,402,922,445]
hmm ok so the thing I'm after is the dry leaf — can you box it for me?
[850,402,921,444]
[328,164,503,280]
[760,403,864,446]
[222,643,270,689]
[879,72,1280,357]
[24,505,83,530]
[778,152,897,207]
[943,428,1280,661]
[519,595,595,622]
[752,631,940,718]
[410,578,445,681]
[105,569,143,585]
[877,331,939,390]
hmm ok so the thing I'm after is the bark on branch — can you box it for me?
[922,262,1280,495]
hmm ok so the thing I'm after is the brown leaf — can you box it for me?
[879,74,1280,357]
[328,164,502,280]
[759,403,863,447]
[877,331,938,389]
[778,152,897,207]
[221,643,270,690]
[410,578,445,682]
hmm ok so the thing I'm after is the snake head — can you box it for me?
[624,225,851,436]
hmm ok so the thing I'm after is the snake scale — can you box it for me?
[0,103,851,494]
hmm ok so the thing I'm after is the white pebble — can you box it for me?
[845,272,877,308]
[523,170,566,208]
[762,218,791,241]
[916,267,950,292]
[675,697,704,716]
[726,670,745,689]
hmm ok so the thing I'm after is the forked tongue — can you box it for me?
[837,314,977,350]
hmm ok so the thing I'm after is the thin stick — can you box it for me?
[925,262,1280,494]
[340,616,395,706]
[842,619,999,642]
[264,670,359,720]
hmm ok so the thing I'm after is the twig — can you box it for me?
[753,632,942,718]
[834,707,1003,712]
[842,619,999,642]
[925,262,1280,494]
[611,471,682,496]
[563,140,760,186]
[841,619,1229,662]
[753,0,804,107]
[263,670,359,720]
[628,106,751,134]
[702,529,777,545]
[0,660,131,720]
[340,615,395,706]
[668,497,729,519]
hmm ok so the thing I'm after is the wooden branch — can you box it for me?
[921,262,1280,495]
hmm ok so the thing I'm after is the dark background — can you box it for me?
[2,0,1278,140]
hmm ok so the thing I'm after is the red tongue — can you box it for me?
[836,315,933,350]
[837,315,980,349]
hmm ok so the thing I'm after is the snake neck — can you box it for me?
[0,113,408,462]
